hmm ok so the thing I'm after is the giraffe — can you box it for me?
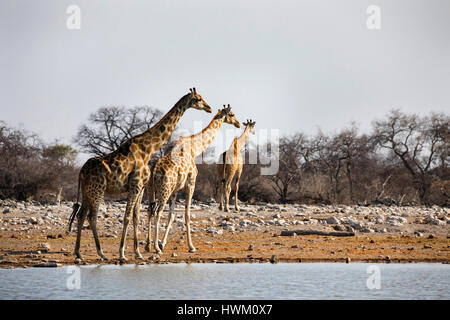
[217,119,256,212]
[145,105,240,254]
[68,88,212,261]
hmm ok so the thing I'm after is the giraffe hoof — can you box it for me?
[188,248,197,253]
[100,256,108,261]
[135,254,143,260]
[119,257,127,263]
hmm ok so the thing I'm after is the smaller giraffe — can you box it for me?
[217,119,256,212]
[145,105,240,254]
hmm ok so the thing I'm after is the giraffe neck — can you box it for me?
[235,125,251,152]
[188,111,225,157]
[133,94,191,161]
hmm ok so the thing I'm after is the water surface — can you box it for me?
[0,263,448,299]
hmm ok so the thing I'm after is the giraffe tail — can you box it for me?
[68,171,82,232]
[221,152,227,185]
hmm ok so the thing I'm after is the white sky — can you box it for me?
[1,0,449,162]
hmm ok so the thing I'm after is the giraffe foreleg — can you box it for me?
[234,168,242,212]
[133,189,145,260]
[185,176,197,253]
[119,187,141,261]
[218,164,225,211]
[224,173,234,213]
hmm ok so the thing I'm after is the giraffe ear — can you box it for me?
[193,87,197,94]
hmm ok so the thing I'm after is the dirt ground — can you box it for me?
[0,201,449,268]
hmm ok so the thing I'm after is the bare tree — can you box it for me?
[372,109,449,202]
[333,125,373,202]
[74,106,164,156]
[266,133,308,203]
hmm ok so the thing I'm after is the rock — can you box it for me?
[171,253,177,257]
[29,217,38,225]
[386,216,407,226]
[423,244,432,249]
[149,254,160,261]
[272,213,281,219]
[2,208,10,214]
[375,215,385,224]
[333,225,346,231]
[430,219,446,226]
[345,257,351,263]
[361,227,374,233]
[346,226,355,233]
[38,242,51,250]
[248,244,254,251]
[33,261,61,268]
[326,216,341,225]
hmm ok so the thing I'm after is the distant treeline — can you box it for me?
[197,109,449,206]
[0,108,448,206]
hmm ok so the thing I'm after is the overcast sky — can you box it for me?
[1,0,449,161]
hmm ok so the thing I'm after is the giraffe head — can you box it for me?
[188,87,212,113]
[243,119,256,134]
[217,104,240,128]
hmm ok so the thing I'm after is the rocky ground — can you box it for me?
[0,199,449,268]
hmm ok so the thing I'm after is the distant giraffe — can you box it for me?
[145,105,240,254]
[68,88,212,261]
[217,119,256,212]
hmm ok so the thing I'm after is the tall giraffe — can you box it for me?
[68,88,212,261]
[145,105,240,254]
[217,119,256,212]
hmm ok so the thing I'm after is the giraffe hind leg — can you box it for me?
[88,203,107,261]
[74,204,88,260]
[160,193,177,251]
